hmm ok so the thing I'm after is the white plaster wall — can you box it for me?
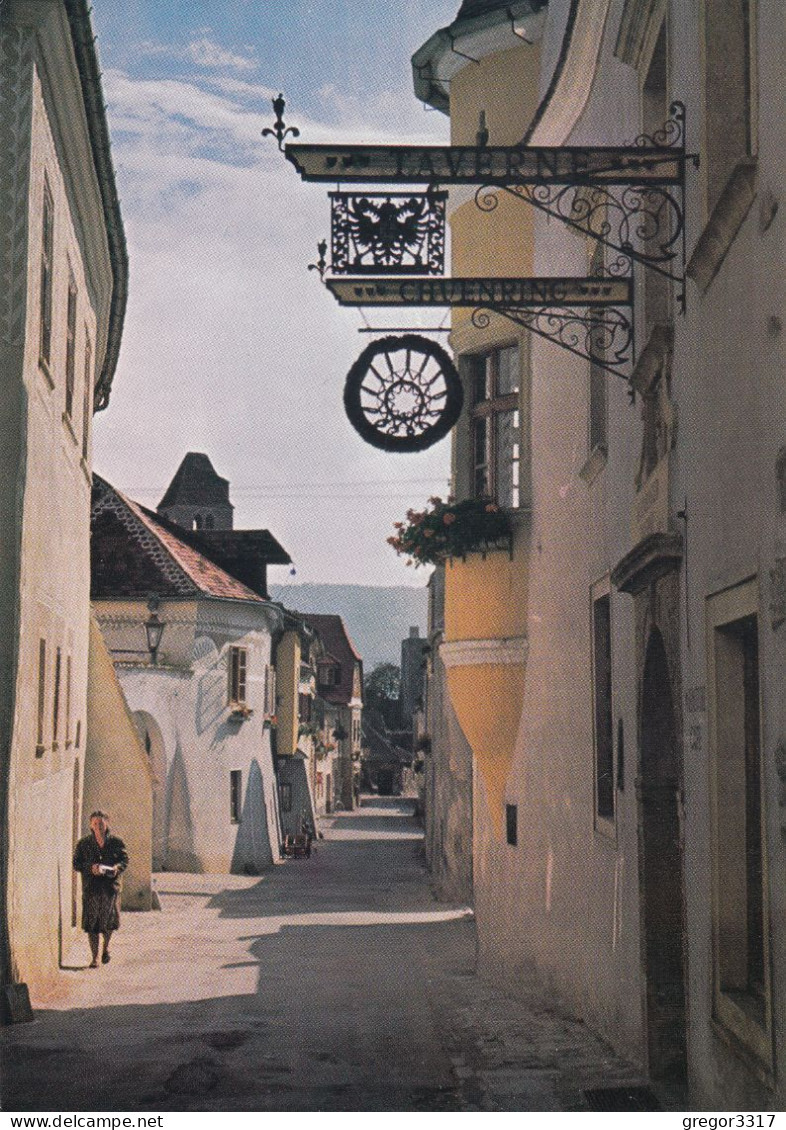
[462,0,785,1103]
[671,0,785,1104]
[96,599,283,874]
[3,33,108,995]
[459,0,647,1061]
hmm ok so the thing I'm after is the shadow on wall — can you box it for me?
[132,710,167,870]
[231,759,274,875]
[195,655,226,736]
[166,742,201,872]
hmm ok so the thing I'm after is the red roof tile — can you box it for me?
[92,477,265,603]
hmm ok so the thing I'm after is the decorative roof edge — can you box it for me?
[411,0,547,114]
[63,0,128,412]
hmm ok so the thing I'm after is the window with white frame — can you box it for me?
[228,646,247,705]
[467,345,521,508]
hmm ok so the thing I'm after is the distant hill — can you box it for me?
[268,583,428,671]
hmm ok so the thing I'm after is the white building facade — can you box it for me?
[413,0,785,1107]
[0,0,126,999]
[92,479,284,874]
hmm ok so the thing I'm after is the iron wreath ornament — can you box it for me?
[343,334,463,453]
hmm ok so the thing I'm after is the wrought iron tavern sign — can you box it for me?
[343,335,463,453]
[331,192,446,275]
[327,276,634,377]
[326,276,632,308]
[286,143,682,186]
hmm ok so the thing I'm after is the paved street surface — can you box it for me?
[3,798,657,1112]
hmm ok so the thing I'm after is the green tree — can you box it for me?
[364,662,401,729]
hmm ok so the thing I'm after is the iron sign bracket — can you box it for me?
[267,96,697,311]
[473,103,698,312]
[324,275,635,378]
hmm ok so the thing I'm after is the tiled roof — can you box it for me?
[299,613,362,706]
[158,453,233,510]
[91,477,265,603]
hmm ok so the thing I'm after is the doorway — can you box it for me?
[639,627,687,1081]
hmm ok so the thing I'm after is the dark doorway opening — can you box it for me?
[639,627,687,1081]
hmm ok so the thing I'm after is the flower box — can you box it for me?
[388,496,512,568]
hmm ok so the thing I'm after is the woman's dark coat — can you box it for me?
[73,831,129,933]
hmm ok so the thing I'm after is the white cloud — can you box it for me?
[139,35,259,75]
[94,55,452,586]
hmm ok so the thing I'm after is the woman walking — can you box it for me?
[73,810,129,968]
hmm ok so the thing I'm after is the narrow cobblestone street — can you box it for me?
[4,800,658,1112]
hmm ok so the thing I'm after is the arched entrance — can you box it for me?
[132,711,167,869]
[639,628,687,1081]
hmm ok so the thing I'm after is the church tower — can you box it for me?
[157,452,234,531]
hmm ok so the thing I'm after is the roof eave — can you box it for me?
[411,1,547,113]
[63,0,128,412]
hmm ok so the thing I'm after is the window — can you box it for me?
[704,0,757,214]
[708,580,770,1061]
[278,782,292,813]
[36,639,46,756]
[229,770,242,824]
[228,647,247,705]
[468,345,521,508]
[65,654,72,747]
[65,270,77,418]
[39,177,54,368]
[318,662,340,688]
[298,693,312,722]
[264,664,277,716]
[588,241,607,455]
[506,804,518,846]
[52,646,62,750]
[592,585,614,823]
[82,330,92,460]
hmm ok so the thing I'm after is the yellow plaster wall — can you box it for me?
[84,617,153,911]
[275,630,300,756]
[444,550,528,642]
[436,39,543,843]
[450,44,542,147]
[446,663,525,836]
[449,42,542,337]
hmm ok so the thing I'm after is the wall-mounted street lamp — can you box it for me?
[144,594,166,666]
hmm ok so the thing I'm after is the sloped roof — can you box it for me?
[158,453,233,511]
[91,476,265,603]
[63,0,127,411]
[299,613,362,706]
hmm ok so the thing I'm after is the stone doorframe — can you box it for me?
[613,538,688,1081]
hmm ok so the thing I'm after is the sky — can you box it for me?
[89,0,462,588]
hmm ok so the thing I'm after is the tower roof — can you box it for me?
[158,453,233,511]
